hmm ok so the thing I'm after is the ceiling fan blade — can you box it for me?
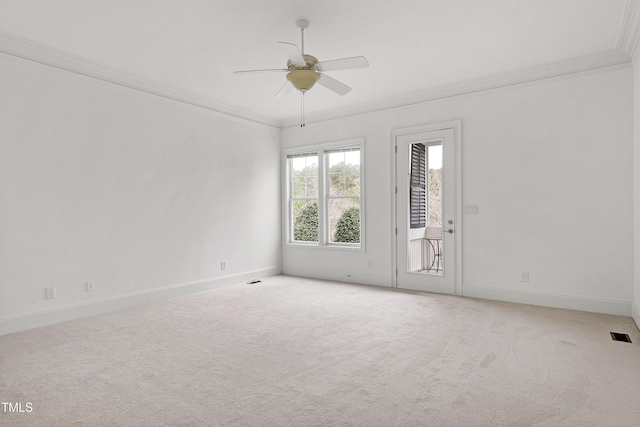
[317,73,351,96]
[274,81,293,99]
[314,56,369,72]
[278,42,306,67]
[233,68,288,74]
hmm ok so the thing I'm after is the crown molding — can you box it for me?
[0,30,633,131]
[618,0,640,62]
[0,31,280,129]
[281,49,632,128]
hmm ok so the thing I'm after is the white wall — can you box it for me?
[0,54,634,335]
[633,53,640,329]
[282,67,634,316]
[0,57,281,334]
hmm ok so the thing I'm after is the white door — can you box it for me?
[394,123,460,294]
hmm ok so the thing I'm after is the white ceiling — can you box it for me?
[0,0,636,126]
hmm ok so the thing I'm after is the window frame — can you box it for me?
[284,138,365,250]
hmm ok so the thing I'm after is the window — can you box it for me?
[286,140,363,248]
[327,148,361,244]
[289,153,319,242]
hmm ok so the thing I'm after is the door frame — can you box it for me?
[390,120,463,295]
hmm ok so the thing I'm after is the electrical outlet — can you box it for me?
[45,286,56,300]
[367,259,373,268]
[521,272,529,282]
[221,262,226,270]
[464,204,479,214]
[86,281,95,292]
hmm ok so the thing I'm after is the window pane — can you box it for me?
[428,144,442,226]
[292,200,318,242]
[291,156,318,198]
[292,176,318,198]
[328,198,360,244]
[328,150,360,196]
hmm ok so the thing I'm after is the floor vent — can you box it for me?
[247,280,262,284]
[610,332,632,343]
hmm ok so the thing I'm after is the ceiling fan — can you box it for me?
[234,19,369,126]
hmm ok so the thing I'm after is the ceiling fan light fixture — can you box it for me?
[233,18,368,127]
[286,69,320,92]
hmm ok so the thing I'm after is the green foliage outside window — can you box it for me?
[329,162,360,196]
[290,154,361,245]
[293,201,318,242]
[328,160,360,243]
[292,164,318,198]
[429,168,442,226]
[333,206,360,243]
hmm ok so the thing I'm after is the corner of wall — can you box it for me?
[634,43,640,330]
[635,69,640,331]
[633,302,640,331]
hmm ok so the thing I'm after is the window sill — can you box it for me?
[285,242,364,252]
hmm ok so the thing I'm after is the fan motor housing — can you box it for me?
[287,54,318,71]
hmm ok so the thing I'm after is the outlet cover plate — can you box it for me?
[464,204,479,214]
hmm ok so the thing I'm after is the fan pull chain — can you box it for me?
[300,91,305,127]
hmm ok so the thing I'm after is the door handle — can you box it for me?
[444,229,454,234]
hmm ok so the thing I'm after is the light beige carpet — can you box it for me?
[1,275,639,426]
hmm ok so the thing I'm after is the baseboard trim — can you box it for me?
[0,266,281,336]
[282,265,391,288]
[464,284,632,317]
[633,302,640,331]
